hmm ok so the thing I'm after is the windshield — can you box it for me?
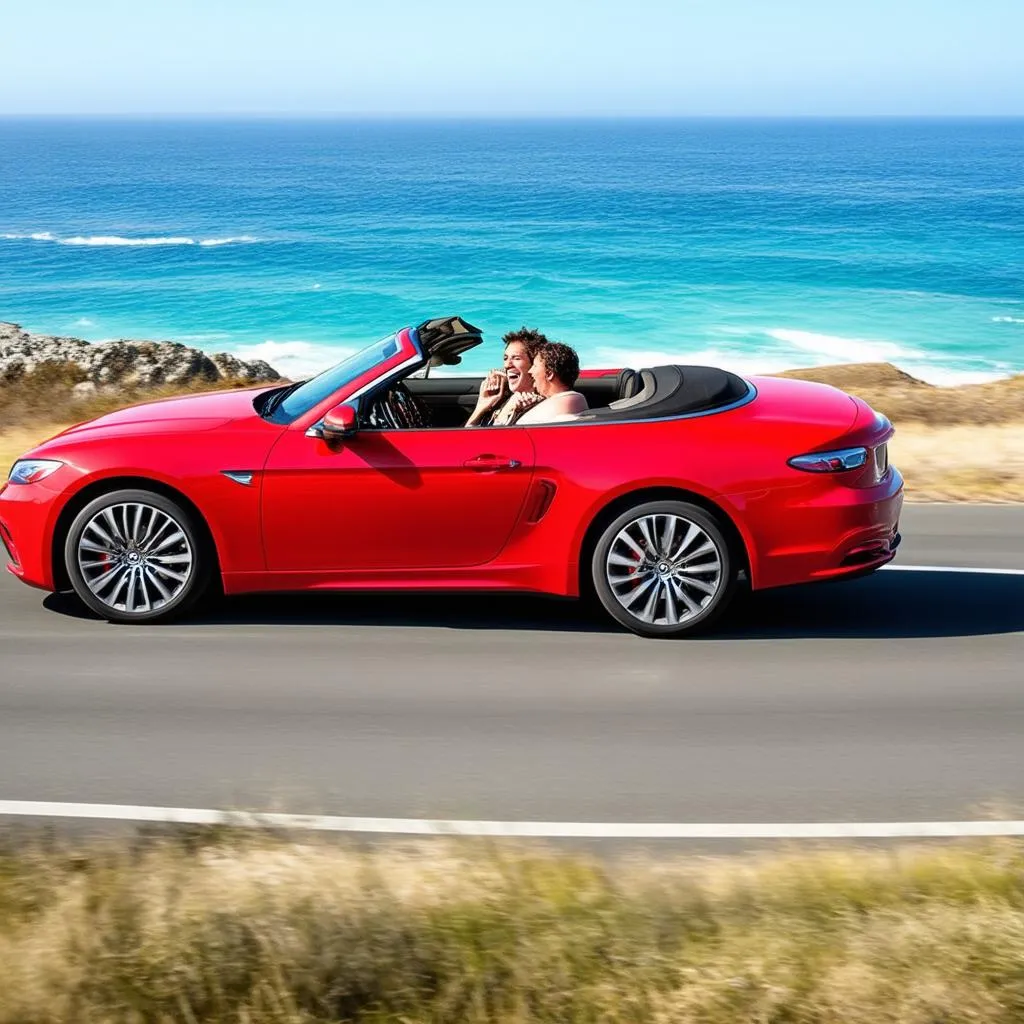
[262,333,400,424]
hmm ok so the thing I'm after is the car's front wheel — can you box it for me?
[591,500,735,638]
[65,488,211,623]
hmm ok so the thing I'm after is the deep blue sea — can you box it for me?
[1,118,1022,383]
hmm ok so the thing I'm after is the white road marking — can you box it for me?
[1,801,1024,839]
[883,564,1024,576]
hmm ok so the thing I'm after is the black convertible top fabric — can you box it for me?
[576,365,750,421]
[416,316,483,366]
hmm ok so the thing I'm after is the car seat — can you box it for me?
[607,369,657,410]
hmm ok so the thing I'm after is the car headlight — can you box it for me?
[7,459,64,485]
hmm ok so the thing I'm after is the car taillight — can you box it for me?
[788,447,868,473]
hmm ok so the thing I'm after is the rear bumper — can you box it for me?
[739,468,905,591]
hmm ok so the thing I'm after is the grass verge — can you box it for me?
[3,362,1024,501]
[2,832,1024,1022]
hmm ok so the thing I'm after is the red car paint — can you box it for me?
[1,336,902,604]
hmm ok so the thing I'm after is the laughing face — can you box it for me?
[503,341,537,393]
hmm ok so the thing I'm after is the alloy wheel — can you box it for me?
[76,502,194,615]
[604,513,723,626]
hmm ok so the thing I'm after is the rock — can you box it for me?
[0,322,282,389]
[210,352,280,383]
[72,381,98,399]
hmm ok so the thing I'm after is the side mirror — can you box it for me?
[321,403,358,444]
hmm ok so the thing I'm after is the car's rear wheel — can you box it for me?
[64,489,211,623]
[591,500,735,638]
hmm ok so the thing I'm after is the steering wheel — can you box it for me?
[376,383,431,430]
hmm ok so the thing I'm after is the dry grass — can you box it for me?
[0,362,259,428]
[775,363,1024,501]
[0,365,269,473]
[0,425,62,475]
[2,832,1024,1023]
[776,362,1024,427]
[890,423,1024,502]
[3,363,1024,501]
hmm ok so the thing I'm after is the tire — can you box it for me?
[591,500,736,638]
[64,488,212,624]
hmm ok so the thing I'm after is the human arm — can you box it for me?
[516,390,587,424]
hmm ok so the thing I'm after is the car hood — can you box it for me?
[50,386,273,439]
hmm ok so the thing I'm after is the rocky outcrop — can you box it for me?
[0,322,281,388]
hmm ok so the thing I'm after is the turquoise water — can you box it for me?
[1,118,1022,383]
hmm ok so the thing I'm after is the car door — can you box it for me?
[261,426,536,571]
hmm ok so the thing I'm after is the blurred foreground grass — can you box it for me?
[0,363,262,476]
[2,831,1024,1023]
[3,362,1024,500]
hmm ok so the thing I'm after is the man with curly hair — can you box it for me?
[516,341,589,424]
[464,327,548,427]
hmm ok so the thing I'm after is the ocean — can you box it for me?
[1,117,1022,384]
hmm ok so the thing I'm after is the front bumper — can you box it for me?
[0,479,63,591]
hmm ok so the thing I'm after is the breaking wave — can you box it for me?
[1,231,258,247]
[199,236,260,247]
[591,323,1013,387]
[61,236,197,246]
[62,234,259,247]
[229,340,350,380]
[764,328,925,364]
[992,316,1024,324]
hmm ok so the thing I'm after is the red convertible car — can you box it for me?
[0,316,903,638]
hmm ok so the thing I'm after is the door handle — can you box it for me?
[463,454,521,471]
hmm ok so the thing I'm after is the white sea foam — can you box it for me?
[590,344,1013,388]
[198,235,259,247]
[3,231,259,247]
[72,317,96,328]
[765,327,924,363]
[230,340,348,379]
[593,346,800,378]
[61,235,199,247]
[176,331,235,342]
[992,316,1024,324]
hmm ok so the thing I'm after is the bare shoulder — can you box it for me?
[561,390,588,413]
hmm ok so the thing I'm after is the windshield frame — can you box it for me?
[260,328,423,426]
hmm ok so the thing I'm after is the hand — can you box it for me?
[509,391,543,411]
[492,389,545,424]
[465,370,508,425]
[475,370,507,411]
[481,369,506,399]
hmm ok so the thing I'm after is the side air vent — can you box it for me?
[221,471,255,486]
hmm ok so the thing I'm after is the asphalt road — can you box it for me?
[1,504,1022,828]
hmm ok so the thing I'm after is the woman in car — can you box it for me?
[465,328,548,426]
[516,341,588,423]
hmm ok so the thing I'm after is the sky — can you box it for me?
[1,0,1022,117]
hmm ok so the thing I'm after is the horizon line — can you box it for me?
[3,112,1024,121]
